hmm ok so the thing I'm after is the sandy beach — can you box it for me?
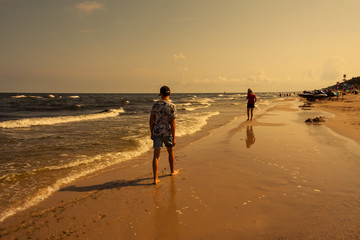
[2,96,360,239]
[310,94,360,144]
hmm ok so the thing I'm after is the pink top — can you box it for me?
[247,93,257,104]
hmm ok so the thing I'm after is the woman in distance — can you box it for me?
[246,88,257,121]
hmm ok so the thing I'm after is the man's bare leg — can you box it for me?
[153,148,161,184]
[167,147,179,176]
[247,108,250,121]
[250,108,254,120]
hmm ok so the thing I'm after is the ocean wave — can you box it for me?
[29,96,43,99]
[218,97,236,100]
[0,137,152,222]
[11,94,59,99]
[198,98,214,105]
[177,111,220,137]
[185,107,196,111]
[258,100,271,106]
[177,101,211,112]
[11,95,27,99]
[0,108,125,129]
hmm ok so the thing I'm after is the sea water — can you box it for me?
[0,92,283,221]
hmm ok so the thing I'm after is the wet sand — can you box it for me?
[2,99,360,239]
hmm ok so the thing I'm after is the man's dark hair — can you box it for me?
[160,86,171,96]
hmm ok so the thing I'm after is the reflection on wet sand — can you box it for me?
[153,177,179,239]
[246,126,256,148]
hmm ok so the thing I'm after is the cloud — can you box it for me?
[131,67,162,77]
[79,29,96,33]
[180,75,243,85]
[247,70,269,84]
[75,1,103,15]
[307,69,316,80]
[173,53,187,62]
[218,76,227,82]
[175,17,194,22]
[321,56,345,82]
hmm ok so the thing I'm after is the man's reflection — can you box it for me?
[153,177,179,239]
[245,126,256,148]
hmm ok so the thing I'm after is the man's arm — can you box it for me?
[149,113,154,140]
[170,117,176,146]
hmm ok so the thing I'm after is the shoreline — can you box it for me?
[0,105,242,224]
[1,98,360,239]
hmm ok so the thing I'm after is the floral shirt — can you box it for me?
[151,100,177,137]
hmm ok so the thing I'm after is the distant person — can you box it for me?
[149,86,179,185]
[246,88,257,121]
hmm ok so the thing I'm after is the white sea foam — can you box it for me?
[259,100,271,106]
[198,98,214,105]
[0,138,152,222]
[178,103,193,111]
[48,94,55,98]
[69,95,80,99]
[0,108,125,129]
[219,97,236,100]
[11,95,27,98]
[177,111,220,137]
[185,107,196,111]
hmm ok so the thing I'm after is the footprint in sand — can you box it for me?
[243,195,267,206]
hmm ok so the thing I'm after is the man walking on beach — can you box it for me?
[247,88,257,120]
[149,86,179,185]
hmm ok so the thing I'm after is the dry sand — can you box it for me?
[2,98,360,239]
[309,94,360,144]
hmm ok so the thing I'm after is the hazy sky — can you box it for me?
[1,0,359,93]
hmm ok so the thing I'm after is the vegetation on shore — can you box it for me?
[325,76,360,90]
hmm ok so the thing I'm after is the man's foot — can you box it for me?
[171,169,179,176]
[153,179,160,185]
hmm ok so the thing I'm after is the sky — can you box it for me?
[0,0,359,93]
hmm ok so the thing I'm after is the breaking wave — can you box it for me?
[0,108,125,129]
